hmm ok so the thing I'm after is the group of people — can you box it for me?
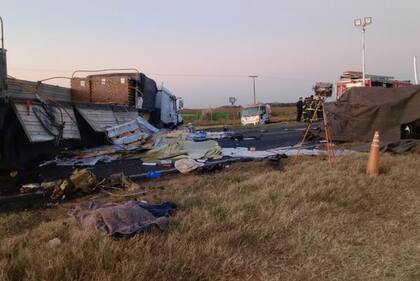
[296,95,324,122]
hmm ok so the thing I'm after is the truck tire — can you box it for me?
[401,123,415,139]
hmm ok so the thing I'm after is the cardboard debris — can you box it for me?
[70,169,98,193]
[51,169,98,199]
[174,158,204,173]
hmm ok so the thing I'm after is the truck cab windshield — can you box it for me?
[242,107,259,117]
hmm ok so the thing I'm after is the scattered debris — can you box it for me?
[69,169,98,193]
[51,169,98,200]
[146,171,161,180]
[47,237,61,248]
[20,183,40,194]
[174,158,204,174]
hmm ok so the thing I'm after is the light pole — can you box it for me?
[249,75,258,104]
[354,17,372,86]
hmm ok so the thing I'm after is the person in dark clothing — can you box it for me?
[296,97,303,122]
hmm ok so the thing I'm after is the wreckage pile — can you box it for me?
[23,118,236,199]
[21,116,355,200]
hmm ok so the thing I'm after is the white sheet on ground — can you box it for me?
[222,146,354,159]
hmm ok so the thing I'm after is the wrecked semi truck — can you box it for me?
[0,73,183,170]
[0,19,182,169]
[0,73,182,170]
[70,71,183,128]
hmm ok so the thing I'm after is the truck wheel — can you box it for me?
[401,123,415,139]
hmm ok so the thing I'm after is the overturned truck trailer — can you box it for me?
[0,73,183,170]
[325,86,420,143]
[0,77,141,169]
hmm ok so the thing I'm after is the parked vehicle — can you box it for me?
[336,71,411,99]
[241,104,271,126]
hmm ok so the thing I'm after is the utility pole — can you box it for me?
[249,75,258,104]
[354,17,372,86]
[414,56,418,85]
[0,16,7,94]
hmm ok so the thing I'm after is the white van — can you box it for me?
[241,104,271,126]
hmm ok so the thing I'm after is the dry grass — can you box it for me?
[181,106,296,127]
[1,153,420,281]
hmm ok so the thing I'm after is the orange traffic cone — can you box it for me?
[366,131,380,176]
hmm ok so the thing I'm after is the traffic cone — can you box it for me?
[366,131,380,176]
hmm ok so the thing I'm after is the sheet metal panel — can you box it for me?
[13,102,81,143]
[76,105,138,132]
[7,78,71,102]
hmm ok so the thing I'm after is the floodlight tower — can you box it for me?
[249,75,258,104]
[354,17,372,86]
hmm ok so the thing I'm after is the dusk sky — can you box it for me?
[2,0,419,107]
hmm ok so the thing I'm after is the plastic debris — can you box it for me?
[20,183,41,193]
[146,171,161,180]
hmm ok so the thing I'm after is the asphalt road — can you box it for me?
[218,123,307,150]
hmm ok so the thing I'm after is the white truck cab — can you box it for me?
[241,104,271,126]
[155,86,183,127]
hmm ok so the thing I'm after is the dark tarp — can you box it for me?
[139,73,157,112]
[325,86,420,142]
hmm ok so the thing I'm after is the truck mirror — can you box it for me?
[177,99,184,110]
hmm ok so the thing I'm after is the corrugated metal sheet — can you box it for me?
[76,104,138,132]
[7,78,71,102]
[13,101,81,143]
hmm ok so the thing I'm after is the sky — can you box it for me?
[1,0,419,107]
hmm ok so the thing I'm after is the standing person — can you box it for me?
[296,97,303,122]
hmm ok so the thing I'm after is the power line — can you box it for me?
[8,67,315,81]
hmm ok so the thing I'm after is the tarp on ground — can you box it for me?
[70,201,177,239]
[325,86,420,142]
[145,140,222,161]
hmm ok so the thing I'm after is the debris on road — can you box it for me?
[175,158,204,173]
[20,183,41,194]
[51,169,98,200]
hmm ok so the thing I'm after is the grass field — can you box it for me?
[1,152,420,280]
[181,106,296,127]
